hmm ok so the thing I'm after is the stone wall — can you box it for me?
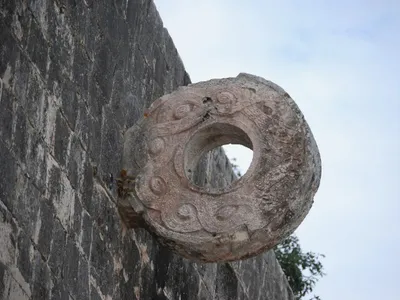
[0,0,293,299]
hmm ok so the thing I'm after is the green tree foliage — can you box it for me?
[274,235,325,300]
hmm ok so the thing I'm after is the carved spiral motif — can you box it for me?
[173,104,192,119]
[215,91,236,113]
[149,137,165,155]
[215,205,239,221]
[149,176,167,196]
[217,91,236,104]
[177,204,196,220]
[121,73,321,263]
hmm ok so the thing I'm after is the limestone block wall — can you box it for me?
[0,0,293,299]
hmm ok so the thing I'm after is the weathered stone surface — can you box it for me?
[0,0,296,299]
[121,73,321,262]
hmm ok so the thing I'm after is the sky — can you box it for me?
[154,1,400,299]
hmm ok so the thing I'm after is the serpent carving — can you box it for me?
[118,73,321,262]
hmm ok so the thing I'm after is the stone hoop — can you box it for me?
[120,73,321,262]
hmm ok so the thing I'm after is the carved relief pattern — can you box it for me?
[149,176,168,196]
[161,201,203,233]
[121,73,321,262]
[148,137,165,155]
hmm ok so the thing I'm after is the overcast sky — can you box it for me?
[154,1,400,299]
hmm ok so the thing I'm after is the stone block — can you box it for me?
[67,134,86,189]
[72,44,91,94]
[31,251,52,299]
[62,238,80,295]
[0,164,13,220]
[16,231,34,283]
[80,210,92,258]
[0,90,14,146]
[54,110,71,166]
[99,109,123,180]
[26,18,48,76]
[60,79,79,130]
[26,69,47,130]
[80,161,94,213]
[215,263,240,300]
[13,105,27,161]
[76,255,90,299]
[0,263,30,300]
[0,23,18,76]
[37,199,55,260]
[90,224,113,296]
[48,220,67,276]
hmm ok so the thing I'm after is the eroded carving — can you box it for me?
[149,176,167,196]
[119,73,321,262]
[148,137,165,155]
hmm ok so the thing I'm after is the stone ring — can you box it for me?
[119,73,321,262]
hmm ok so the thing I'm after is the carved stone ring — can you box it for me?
[119,73,321,262]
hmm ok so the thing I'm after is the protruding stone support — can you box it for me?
[117,73,321,262]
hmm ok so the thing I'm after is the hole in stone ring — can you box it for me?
[223,144,253,177]
[184,123,254,191]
